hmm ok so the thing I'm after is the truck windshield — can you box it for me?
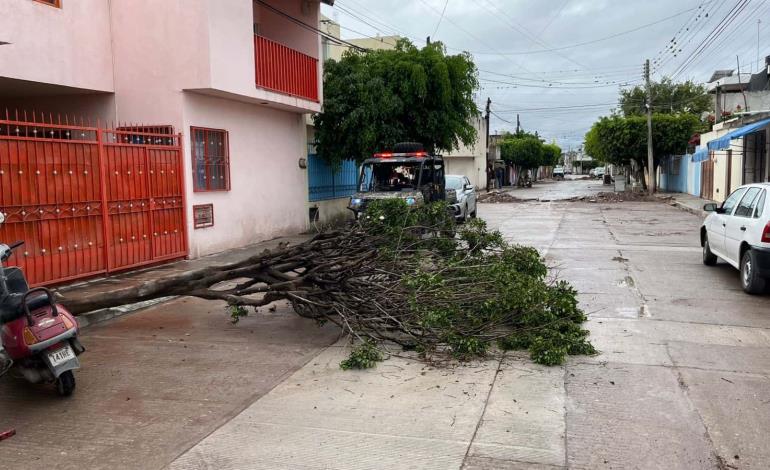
[360,162,421,192]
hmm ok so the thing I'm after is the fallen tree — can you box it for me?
[61,201,594,367]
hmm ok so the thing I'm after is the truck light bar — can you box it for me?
[373,151,429,158]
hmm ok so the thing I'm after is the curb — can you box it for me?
[667,200,707,217]
[76,297,175,329]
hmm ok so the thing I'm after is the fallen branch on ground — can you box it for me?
[61,200,594,367]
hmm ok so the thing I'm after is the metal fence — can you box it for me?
[307,154,358,202]
[255,35,319,102]
[0,112,188,286]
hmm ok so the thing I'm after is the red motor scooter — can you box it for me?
[0,215,85,396]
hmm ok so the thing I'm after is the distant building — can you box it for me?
[707,55,770,117]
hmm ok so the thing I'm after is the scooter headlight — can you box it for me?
[350,198,363,208]
[405,197,416,206]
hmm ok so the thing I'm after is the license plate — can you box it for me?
[47,345,75,367]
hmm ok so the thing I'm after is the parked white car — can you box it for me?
[445,175,477,221]
[701,183,770,294]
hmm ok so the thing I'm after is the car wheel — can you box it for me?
[702,237,717,266]
[741,249,766,294]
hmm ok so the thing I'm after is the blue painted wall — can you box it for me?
[659,154,701,196]
[308,154,359,202]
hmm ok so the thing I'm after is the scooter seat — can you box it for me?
[0,293,51,324]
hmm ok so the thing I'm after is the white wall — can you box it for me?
[182,92,309,257]
[444,114,487,188]
[717,91,770,114]
[0,0,114,92]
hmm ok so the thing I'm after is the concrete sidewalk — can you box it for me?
[656,191,716,217]
[58,234,312,327]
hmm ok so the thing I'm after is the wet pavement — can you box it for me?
[2,179,768,469]
[169,179,769,469]
[0,298,340,469]
[498,175,608,201]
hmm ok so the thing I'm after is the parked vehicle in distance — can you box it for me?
[701,183,770,294]
[589,168,596,177]
[565,168,573,175]
[445,175,477,221]
[553,166,565,180]
[594,167,605,180]
[348,142,460,218]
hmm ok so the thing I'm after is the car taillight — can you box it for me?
[762,222,770,243]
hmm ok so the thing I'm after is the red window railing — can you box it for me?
[254,35,319,103]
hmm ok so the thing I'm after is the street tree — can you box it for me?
[542,143,562,167]
[584,113,702,180]
[313,40,480,165]
[619,78,711,117]
[500,136,544,171]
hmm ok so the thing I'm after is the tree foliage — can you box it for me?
[313,40,480,165]
[584,113,703,168]
[542,143,562,167]
[498,131,561,170]
[500,137,543,170]
[619,78,711,117]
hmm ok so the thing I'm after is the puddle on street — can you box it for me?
[616,276,636,288]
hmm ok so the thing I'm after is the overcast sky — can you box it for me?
[321,0,769,150]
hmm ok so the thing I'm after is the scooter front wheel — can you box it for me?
[56,370,76,397]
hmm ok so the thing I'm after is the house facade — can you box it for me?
[660,114,770,202]
[0,0,332,285]
[659,58,770,202]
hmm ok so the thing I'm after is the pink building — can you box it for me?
[0,0,333,285]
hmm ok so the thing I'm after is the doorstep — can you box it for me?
[55,234,313,327]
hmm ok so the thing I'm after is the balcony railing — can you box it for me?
[254,35,319,102]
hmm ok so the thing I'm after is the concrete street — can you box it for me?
[2,178,769,469]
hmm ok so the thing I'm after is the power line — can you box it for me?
[676,0,769,77]
[432,0,450,37]
[670,0,751,79]
[535,0,570,38]
[255,0,367,51]
[479,77,643,90]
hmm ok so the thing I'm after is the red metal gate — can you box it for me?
[0,115,187,286]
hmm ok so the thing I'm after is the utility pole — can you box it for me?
[758,20,762,73]
[516,114,521,134]
[645,59,655,194]
[485,97,491,192]
[737,56,749,111]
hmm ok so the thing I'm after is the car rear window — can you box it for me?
[735,187,760,217]
[755,190,766,219]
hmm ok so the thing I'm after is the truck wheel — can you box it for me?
[56,371,76,397]
[741,250,766,295]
